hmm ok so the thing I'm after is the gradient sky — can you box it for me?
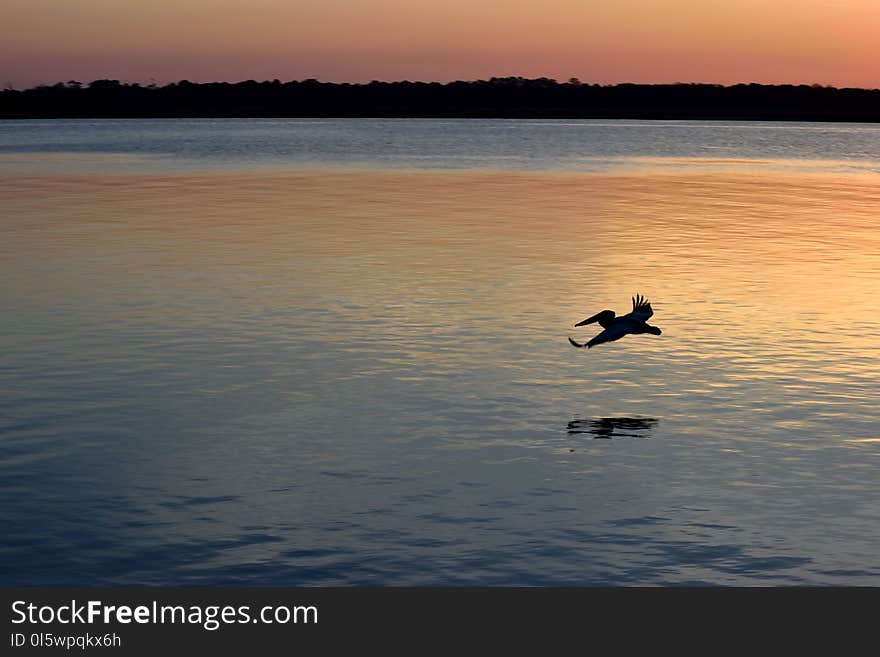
[3,0,879,89]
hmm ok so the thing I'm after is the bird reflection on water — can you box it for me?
[567,417,659,439]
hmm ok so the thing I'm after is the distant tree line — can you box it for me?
[2,77,879,121]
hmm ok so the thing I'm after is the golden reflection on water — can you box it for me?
[3,167,879,420]
[5,167,879,303]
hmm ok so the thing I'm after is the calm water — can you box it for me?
[1,119,879,585]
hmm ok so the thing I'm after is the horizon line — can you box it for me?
[5,77,880,94]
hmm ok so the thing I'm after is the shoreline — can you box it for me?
[4,80,880,122]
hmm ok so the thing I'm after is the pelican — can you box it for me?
[568,294,662,349]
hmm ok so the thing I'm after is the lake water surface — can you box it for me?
[1,119,879,585]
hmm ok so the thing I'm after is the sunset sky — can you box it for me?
[3,0,879,89]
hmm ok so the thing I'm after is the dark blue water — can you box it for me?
[2,117,880,174]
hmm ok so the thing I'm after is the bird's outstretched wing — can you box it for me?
[628,294,653,321]
[574,309,616,328]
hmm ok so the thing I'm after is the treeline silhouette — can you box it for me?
[2,77,879,121]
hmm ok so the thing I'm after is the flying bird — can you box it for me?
[568,294,662,349]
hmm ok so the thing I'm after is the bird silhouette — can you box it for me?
[568,294,662,349]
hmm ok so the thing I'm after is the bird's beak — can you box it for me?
[574,318,590,327]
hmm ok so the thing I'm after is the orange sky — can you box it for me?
[3,0,879,89]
